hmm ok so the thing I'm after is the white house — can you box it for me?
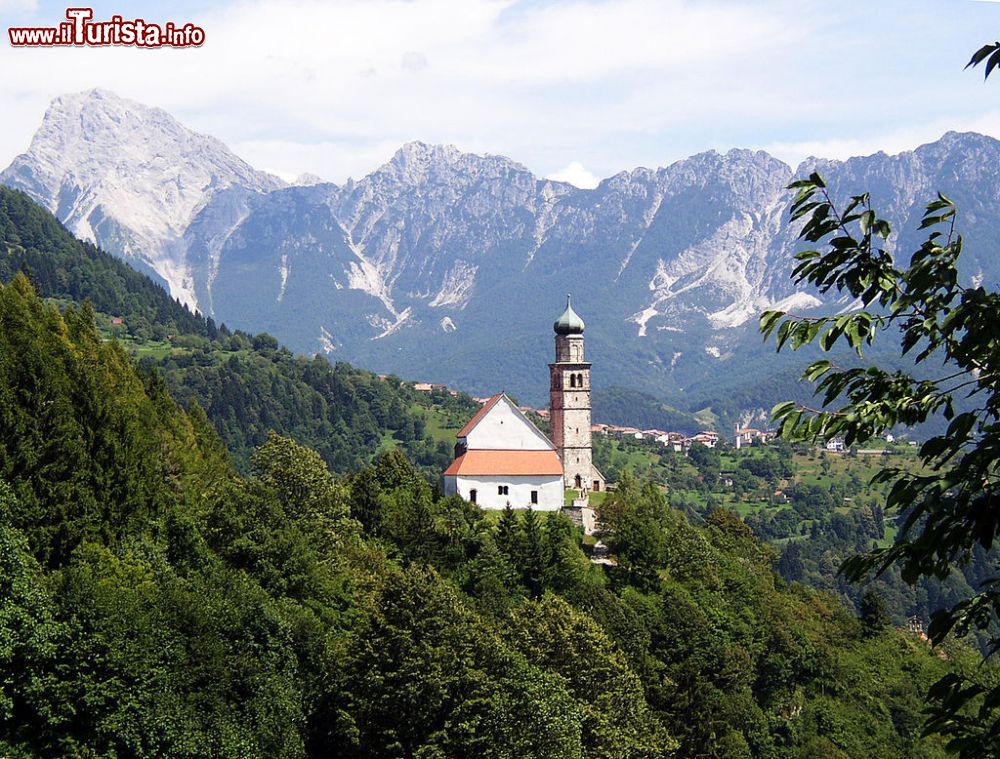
[734,427,760,450]
[688,431,719,449]
[443,393,565,510]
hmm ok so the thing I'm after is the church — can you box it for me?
[443,296,605,510]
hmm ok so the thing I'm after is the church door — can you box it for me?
[574,474,582,489]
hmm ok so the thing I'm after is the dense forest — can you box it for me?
[147,335,469,477]
[1,192,997,754]
[0,186,208,339]
[595,432,1000,655]
[0,186,475,479]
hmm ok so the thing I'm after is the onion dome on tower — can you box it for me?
[553,294,585,335]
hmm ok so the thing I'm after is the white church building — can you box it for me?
[443,296,605,510]
[443,393,565,510]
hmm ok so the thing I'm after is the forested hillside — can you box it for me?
[0,186,208,339]
[598,433,1000,655]
[0,186,472,477]
[0,270,991,756]
[145,334,470,477]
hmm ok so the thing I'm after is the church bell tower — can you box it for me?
[549,295,599,492]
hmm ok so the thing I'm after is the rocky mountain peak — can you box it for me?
[1,89,284,306]
[378,141,532,186]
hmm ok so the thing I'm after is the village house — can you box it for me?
[734,427,759,449]
[734,426,776,449]
[687,431,719,449]
[607,425,643,440]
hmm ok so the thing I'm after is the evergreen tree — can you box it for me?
[860,589,891,637]
[518,508,550,598]
[495,503,520,564]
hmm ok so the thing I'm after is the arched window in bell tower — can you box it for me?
[570,374,577,388]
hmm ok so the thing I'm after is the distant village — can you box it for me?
[408,380,736,452]
[406,380,908,455]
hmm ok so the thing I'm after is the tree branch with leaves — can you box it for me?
[759,45,1000,752]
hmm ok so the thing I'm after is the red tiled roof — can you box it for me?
[444,449,563,477]
[457,393,504,437]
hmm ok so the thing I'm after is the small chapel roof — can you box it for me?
[444,449,563,477]
[553,294,585,335]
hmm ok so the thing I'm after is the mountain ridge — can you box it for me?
[5,89,1000,411]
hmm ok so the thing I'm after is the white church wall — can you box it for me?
[447,474,563,511]
[465,399,553,451]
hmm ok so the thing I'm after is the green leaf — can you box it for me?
[987,47,1000,79]
[859,210,875,235]
[771,400,797,420]
[759,310,784,337]
[966,42,999,69]
[820,325,842,351]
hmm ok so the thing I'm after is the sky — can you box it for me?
[2,0,1000,187]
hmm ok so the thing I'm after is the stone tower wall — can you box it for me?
[550,333,594,490]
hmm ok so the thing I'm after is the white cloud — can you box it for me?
[0,0,802,180]
[546,161,599,189]
[0,0,998,183]
[401,51,429,72]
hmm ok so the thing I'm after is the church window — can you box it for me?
[570,374,577,388]
[498,485,509,495]
[470,489,477,504]
[531,490,538,504]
